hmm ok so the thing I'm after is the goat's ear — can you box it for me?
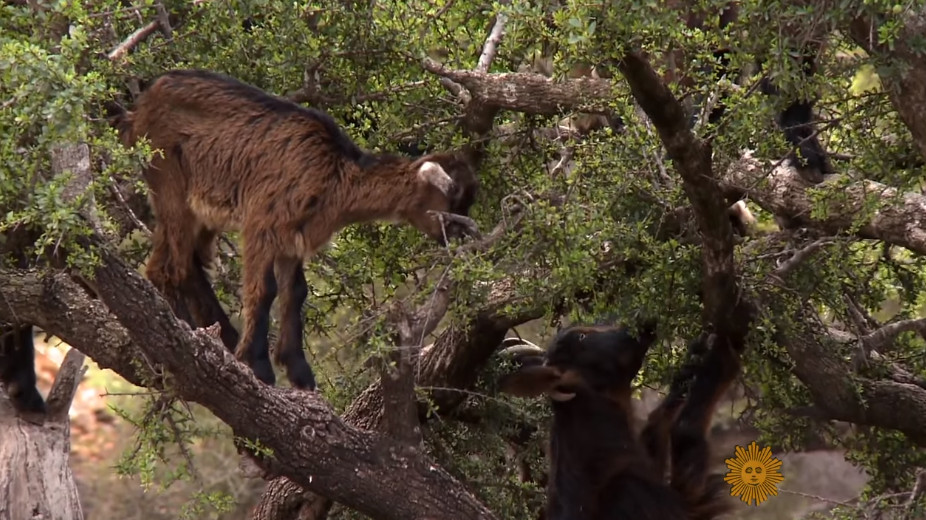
[499,365,562,399]
[416,161,454,196]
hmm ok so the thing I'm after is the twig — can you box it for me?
[863,318,926,354]
[107,20,160,62]
[476,12,508,74]
[108,176,151,236]
[770,237,833,280]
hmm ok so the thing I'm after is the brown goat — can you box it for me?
[112,69,479,390]
[499,323,738,520]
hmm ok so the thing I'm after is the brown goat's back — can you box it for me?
[131,71,371,238]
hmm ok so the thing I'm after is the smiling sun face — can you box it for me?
[724,441,784,506]
[741,461,766,486]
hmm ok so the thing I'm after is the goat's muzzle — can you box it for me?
[427,210,481,243]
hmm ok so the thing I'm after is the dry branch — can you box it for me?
[422,58,614,116]
[107,20,160,61]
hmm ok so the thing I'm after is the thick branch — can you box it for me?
[778,324,926,445]
[848,8,926,162]
[723,154,926,255]
[0,260,496,520]
[614,51,751,340]
[421,58,614,116]
[0,269,149,387]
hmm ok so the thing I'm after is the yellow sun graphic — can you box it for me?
[723,441,784,506]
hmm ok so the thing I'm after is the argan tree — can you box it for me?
[2,1,926,519]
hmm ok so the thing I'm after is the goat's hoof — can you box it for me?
[283,359,317,391]
[287,372,317,392]
[249,358,276,386]
[9,385,47,416]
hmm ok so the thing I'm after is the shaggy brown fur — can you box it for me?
[112,69,479,390]
[499,324,738,520]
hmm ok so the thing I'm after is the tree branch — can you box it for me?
[613,50,752,343]
[862,318,926,354]
[476,13,507,73]
[762,247,926,445]
[379,279,452,449]
[770,238,833,280]
[777,323,926,446]
[723,154,926,255]
[0,259,497,520]
[107,20,161,62]
[421,59,613,116]
[44,347,87,422]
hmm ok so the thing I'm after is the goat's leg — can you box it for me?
[640,334,709,479]
[668,334,740,510]
[179,229,239,351]
[0,323,46,414]
[234,231,278,386]
[146,223,197,327]
[272,256,316,391]
[143,161,200,328]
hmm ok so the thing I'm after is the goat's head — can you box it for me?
[402,152,479,244]
[498,323,658,403]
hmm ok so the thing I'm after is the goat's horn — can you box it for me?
[498,340,545,357]
[500,337,540,349]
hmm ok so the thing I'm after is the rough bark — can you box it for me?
[0,347,87,520]
[421,58,614,117]
[722,154,926,255]
[848,7,926,162]
[612,50,753,345]
[0,261,496,520]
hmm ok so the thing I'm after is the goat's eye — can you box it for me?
[577,333,586,341]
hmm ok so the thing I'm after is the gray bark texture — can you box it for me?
[0,348,87,520]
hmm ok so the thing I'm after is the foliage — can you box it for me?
[3,0,926,518]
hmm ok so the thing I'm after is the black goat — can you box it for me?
[499,323,739,520]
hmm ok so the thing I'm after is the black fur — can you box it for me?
[500,325,737,520]
[0,324,46,414]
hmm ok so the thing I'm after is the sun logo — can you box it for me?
[723,441,784,506]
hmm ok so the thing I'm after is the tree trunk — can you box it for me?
[0,347,87,520]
